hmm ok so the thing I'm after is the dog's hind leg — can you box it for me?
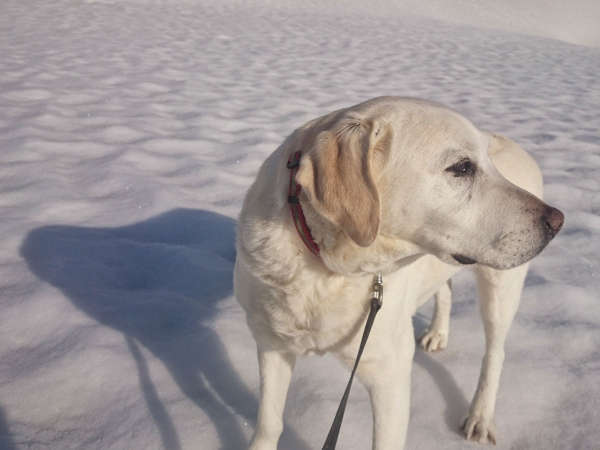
[419,279,452,352]
[462,263,529,445]
[249,348,296,450]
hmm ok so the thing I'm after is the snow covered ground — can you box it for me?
[1,0,599,449]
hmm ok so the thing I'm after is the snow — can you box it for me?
[1,0,599,449]
[260,0,600,48]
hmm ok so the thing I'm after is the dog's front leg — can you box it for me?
[250,348,296,450]
[356,325,415,450]
[463,264,529,444]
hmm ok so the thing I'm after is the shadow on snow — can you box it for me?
[412,315,470,436]
[21,208,310,450]
[0,406,16,450]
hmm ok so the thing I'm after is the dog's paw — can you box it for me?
[419,329,448,352]
[462,415,497,445]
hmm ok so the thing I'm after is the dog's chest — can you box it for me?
[270,271,375,355]
[238,245,457,355]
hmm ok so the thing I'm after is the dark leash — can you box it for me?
[322,273,384,450]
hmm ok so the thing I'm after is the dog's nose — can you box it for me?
[542,206,564,239]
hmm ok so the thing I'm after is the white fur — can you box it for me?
[234,97,561,449]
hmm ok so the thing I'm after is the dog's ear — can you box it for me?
[296,118,393,247]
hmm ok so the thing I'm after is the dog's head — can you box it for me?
[295,97,563,270]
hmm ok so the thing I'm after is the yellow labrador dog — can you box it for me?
[235,97,563,449]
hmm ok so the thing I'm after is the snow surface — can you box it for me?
[1,0,599,449]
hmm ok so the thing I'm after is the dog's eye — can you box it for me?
[446,159,476,177]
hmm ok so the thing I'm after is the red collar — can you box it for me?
[287,151,320,257]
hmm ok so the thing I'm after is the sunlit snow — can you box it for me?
[1,1,599,449]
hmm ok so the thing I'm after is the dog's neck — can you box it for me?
[237,152,424,287]
[300,201,424,275]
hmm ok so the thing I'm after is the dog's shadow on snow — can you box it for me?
[0,406,16,450]
[21,209,310,450]
[412,315,470,436]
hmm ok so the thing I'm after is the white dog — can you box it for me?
[234,97,564,449]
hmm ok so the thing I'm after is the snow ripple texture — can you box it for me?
[0,1,599,449]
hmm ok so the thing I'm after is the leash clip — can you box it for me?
[372,272,383,309]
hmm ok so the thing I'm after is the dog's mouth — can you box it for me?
[452,254,477,265]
